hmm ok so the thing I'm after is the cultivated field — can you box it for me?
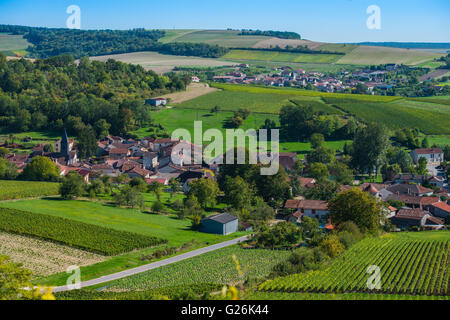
[0,198,243,247]
[0,180,60,201]
[162,30,271,48]
[252,38,323,50]
[0,231,105,277]
[223,50,341,64]
[0,33,31,56]
[89,51,235,74]
[0,207,165,255]
[156,83,217,104]
[337,46,443,66]
[259,232,450,296]
[105,246,291,290]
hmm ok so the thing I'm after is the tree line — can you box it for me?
[238,29,302,40]
[0,25,229,59]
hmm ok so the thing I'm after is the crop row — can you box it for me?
[259,237,449,295]
[0,207,166,255]
[0,180,60,200]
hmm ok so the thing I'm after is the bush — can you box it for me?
[151,201,165,214]
[320,234,345,258]
[271,247,329,277]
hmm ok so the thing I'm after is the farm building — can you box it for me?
[145,98,167,107]
[200,213,238,235]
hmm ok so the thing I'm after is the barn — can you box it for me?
[200,213,238,235]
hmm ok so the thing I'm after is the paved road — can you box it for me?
[53,235,249,293]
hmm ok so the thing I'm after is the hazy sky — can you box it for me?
[0,0,448,43]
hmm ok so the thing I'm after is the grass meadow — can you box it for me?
[223,50,342,64]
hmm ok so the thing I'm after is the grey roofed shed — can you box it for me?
[200,213,239,235]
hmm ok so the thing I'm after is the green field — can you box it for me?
[161,30,271,48]
[223,50,342,64]
[0,207,165,255]
[0,180,60,200]
[337,46,444,66]
[0,33,31,56]
[259,232,450,296]
[101,246,291,290]
[0,198,242,247]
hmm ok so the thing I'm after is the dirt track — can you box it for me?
[157,83,217,104]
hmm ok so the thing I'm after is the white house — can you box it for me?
[410,148,444,165]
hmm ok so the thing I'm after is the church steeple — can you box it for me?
[61,128,70,157]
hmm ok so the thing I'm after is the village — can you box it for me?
[3,129,449,235]
[211,63,446,94]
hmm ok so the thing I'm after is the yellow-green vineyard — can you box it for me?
[260,235,449,296]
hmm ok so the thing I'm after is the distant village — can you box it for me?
[212,63,444,94]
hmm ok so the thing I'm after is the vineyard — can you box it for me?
[0,207,166,255]
[106,246,291,290]
[259,235,449,296]
[0,180,60,200]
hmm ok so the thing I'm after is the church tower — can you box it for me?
[61,129,70,158]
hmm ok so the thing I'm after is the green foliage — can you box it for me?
[223,176,255,210]
[351,123,389,174]
[0,207,166,255]
[0,255,34,300]
[271,247,329,277]
[0,54,181,135]
[307,162,329,181]
[303,179,341,201]
[115,185,144,209]
[59,172,86,200]
[253,222,302,248]
[319,234,345,258]
[0,158,18,180]
[187,179,219,209]
[329,188,381,233]
[20,156,60,182]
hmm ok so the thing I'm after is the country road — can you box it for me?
[53,235,249,293]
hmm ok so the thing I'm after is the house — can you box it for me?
[191,76,200,83]
[389,208,430,229]
[427,176,447,189]
[299,177,316,189]
[382,184,433,199]
[143,152,159,170]
[284,199,329,221]
[391,174,428,184]
[279,152,297,172]
[410,148,444,165]
[431,201,450,219]
[199,213,238,235]
[145,98,167,107]
[109,148,130,160]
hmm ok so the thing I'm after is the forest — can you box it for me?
[0,53,189,137]
[0,25,229,59]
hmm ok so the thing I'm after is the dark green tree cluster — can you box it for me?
[238,29,302,40]
[0,53,184,137]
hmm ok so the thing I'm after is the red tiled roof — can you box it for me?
[109,148,129,154]
[285,199,301,209]
[299,177,316,188]
[298,200,328,210]
[432,202,450,213]
[426,216,445,225]
[420,197,440,206]
[395,209,426,220]
[414,148,443,155]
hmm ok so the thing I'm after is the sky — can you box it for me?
[0,0,448,43]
